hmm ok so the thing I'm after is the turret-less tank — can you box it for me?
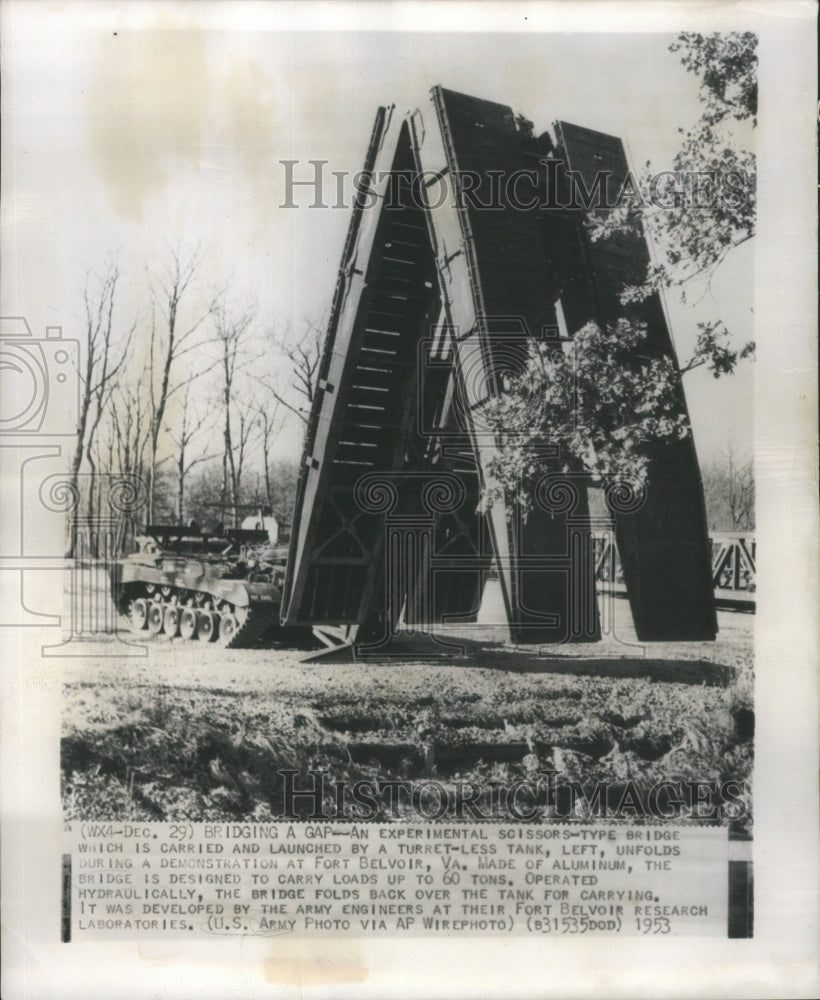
[111,523,292,647]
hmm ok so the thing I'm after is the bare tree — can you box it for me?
[254,398,285,509]
[68,262,135,555]
[147,244,223,520]
[701,446,755,531]
[264,459,299,533]
[214,305,257,525]
[96,376,153,551]
[229,397,258,522]
[264,319,325,425]
[167,382,219,522]
[107,379,151,485]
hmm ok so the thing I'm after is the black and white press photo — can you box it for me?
[1,3,817,999]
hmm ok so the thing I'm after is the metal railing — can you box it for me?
[593,531,756,609]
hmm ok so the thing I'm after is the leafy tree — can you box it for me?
[483,32,756,515]
[589,32,756,308]
[481,321,690,517]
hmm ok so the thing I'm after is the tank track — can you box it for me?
[225,603,278,649]
[117,583,282,649]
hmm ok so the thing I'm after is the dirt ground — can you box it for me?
[61,580,753,829]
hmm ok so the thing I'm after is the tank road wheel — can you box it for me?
[179,608,198,641]
[129,598,149,631]
[218,612,239,647]
[146,602,165,636]
[163,604,181,638]
[196,610,219,643]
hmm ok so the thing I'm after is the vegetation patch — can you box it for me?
[63,614,753,836]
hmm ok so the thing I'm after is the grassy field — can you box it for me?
[61,582,753,833]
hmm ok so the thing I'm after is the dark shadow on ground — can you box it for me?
[338,632,734,686]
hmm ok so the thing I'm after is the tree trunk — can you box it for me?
[177,443,185,522]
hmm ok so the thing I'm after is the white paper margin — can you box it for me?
[1,1,817,997]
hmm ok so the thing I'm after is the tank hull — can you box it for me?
[110,547,301,649]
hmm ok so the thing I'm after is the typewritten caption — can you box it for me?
[67,823,728,938]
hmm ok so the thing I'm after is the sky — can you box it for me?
[1,1,754,466]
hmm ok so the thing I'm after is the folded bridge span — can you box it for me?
[280,88,717,651]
